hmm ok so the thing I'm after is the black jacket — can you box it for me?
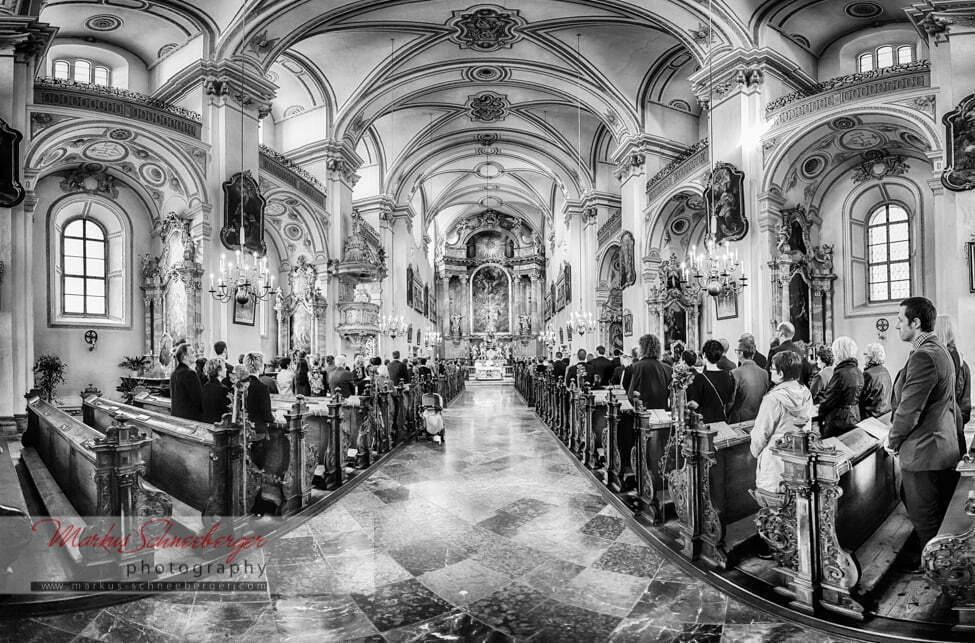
[717,356,736,372]
[751,351,768,370]
[859,364,892,419]
[245,375,275,437]
[817,358,863,438]
[329,368,355,397]
[387,360,408,385]
[626,358,673,410]
[201,378,230,424]
[170,362,203,421]
[565,362,592,388]
[552,360,567,379]
[587,356,615,387]
[687,369,736,424]
[767,340,802,371]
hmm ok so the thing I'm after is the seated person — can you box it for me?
[201,358,230,423]
[859,342,892,419]
[751,351,813,495]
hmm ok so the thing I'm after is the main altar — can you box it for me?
[473,359,504,380]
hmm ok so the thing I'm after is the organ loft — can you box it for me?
[0,1,974,641]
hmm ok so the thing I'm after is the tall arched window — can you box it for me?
[62,218,107,316]
[867,204,911,302]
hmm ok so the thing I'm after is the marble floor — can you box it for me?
[3,385,864,642]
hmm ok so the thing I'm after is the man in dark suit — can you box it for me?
[626,334,672,409]
[243,352,275,439]
[888,297,961,569]
[565,348,591,388]
[766,322,803,374]
[738,333,767,370]
[329,354,356,397]
[387,350,408,385]
[552,352,567,379]
[587,345,615,388]
[170,343,203,421]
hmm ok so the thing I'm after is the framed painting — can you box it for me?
[623,311,633,336]
[233,295,256,326]
[716,291,738,320]
[942,93,975,192]
[969,241,975,293]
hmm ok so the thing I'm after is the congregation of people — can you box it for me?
[526,296,971,571]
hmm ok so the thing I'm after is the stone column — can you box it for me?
[0,17,53,433]
[323,140,362,352]
[616,146,648,337]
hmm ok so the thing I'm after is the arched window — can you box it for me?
[856,44,914,73]
[52,58,112,86]
[61,217,107,316]
[867,204,911,303]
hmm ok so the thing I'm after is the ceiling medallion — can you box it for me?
[852,150,909,183]
[465,65,509,83]
[475,133,499,147]
[830,116,859,130]
[467,92,509,122]
[845,2,883,19]
[448,5,525,52]
[86,15,123,31]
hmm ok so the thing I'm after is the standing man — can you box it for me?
[730,336,769,423]
[565,348,590,388]
[587,345,615,387]
[387,351,407,385]
[738,333,767,370]
[552,351,567,380]
[766,322,802,374]
[887,296,960,571]
[716,338,736,371]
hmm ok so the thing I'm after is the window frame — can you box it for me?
[856,44,914,73]
[60,216,109,318]
[865,203,912,304]
[52,58,112,86]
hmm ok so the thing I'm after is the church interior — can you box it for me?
[1,0,975,641]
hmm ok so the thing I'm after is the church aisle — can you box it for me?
[11,385,862,642]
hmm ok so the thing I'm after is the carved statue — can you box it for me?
[140,253,161,285]
[775,224,791,256]
[811,244,834,274]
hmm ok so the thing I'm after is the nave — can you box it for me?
[2,384,851,642]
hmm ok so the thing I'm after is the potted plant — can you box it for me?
[34,354,67,403]
[118,355,149,377]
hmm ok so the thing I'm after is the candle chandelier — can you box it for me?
[568,309,597,337]
[537,322,557,349]
[379,315,408,339]
[680,239,747,297]
[209,250,276,304]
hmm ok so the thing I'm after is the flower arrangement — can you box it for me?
[118,355,150,375]
[33,354,67,402]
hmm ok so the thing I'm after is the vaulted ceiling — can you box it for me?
[36,1,925,237]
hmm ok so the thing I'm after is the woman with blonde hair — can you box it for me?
[817,336,863,438]
[934,314,971,456]
[859,342,892,419]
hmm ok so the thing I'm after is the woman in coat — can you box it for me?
[751,351,813,494]
[816,336,863,438]
[294,356,311,397]
[859,342,892,419]
[809,345,834,402]
[935,315,972,457]
[201,358,230,423]
[686,340,736,424]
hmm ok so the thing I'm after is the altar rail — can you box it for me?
[513,362,975,629]
[34,78,202,138]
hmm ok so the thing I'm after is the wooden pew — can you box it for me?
[130,390,172,414]
[0,438,32,585]
[761,418,911,619]
[24,394,170,574]
[632,395,675,525]
[667,406,758,568]
[921,451,975,627]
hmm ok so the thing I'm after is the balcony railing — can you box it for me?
[259,145,326,207]
[645,139,709,203]
[765,60,931,127]
[33,78,201,138]
[597,210,622,247]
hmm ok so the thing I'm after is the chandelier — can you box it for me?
[209,250,276,304]
[537,322,557,349]
[680,239,746,297]
[379,315,408,339]
[568,309,597,337]
[426,327,443,345]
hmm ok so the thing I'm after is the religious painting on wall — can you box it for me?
[166,280,188,338]
[969,242,975,293]
[220,170,267,255]
[407,323,413,343]
[406,265,414,306]
[706,162,747,244]
[471,265,509,333]
[715,292,737,320]
[623,311,633,336]
[942,93,975,191]
[544,293,552,320]
[423,283,429,317]
[412,279,424,313]
[233,294,256,326]
[556,276,566,312]
[0,117,25,207]
[291,305,312,351]
[619,232,636,288]
[564,262,572,304]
